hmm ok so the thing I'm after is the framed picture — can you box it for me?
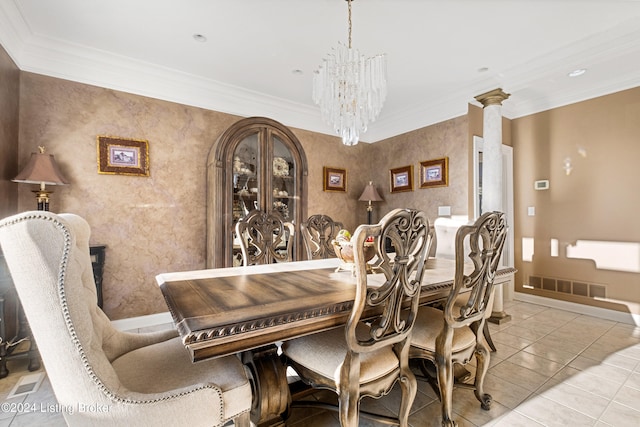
[389,165,413,193]
[323,166,347,192]
[97,136,149,176]
[420,157,448,188]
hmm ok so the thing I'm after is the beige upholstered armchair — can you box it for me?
[283,209,431,427]
[0,211,251,427]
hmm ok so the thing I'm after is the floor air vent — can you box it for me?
[527,275,607,299]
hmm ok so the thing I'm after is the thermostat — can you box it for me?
[534,180,549,190]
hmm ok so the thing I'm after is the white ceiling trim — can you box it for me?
[2,3,640,144]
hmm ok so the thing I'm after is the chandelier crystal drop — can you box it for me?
[312,0,387,146]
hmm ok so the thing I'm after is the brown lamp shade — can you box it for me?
[358,182,383,202]
[13,151,69,186]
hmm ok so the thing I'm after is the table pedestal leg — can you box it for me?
[242,345,291,427]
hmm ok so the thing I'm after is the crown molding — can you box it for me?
[2,3,639,143]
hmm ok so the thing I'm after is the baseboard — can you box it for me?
[110,311,173,331]
[514,292,640,326]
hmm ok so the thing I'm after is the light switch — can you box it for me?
[438,206,451,217]
[528,206,535,216]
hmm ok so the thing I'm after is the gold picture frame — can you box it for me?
[420,157,448,188]
[390,165,414,193]
[97,136,149,176]
[323,166,347,192]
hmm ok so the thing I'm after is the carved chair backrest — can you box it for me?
[300,214,344,260]
[444,211,507,330]
[347,208,431,355]
[235,209,294,266]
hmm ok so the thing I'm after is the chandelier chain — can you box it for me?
[347,0,352,49]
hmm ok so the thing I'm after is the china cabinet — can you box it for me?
[207,117,308,268]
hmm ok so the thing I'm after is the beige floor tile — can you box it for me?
[551,367,623,400]
[569,355,634,385]
[507,302,548,317]
[488,342,520,364]
[522,341,578,365]
[536,334,590,355]
[498,325,548,342]
[491,332,534,350]
[536,380,610,419]
[514,394,597,426]
[624,371,640,389]
[547,327,598,349]
[488,361,549,392]
[617,343,640,361]
[482,373,532,409]
[450,390,510,426]
[489,410,546,427]
[613,384,640,412]
[409,400,475,427]
[506,351,565,378]
[598,401,640,427]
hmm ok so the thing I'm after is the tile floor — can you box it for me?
[1,299,639,426]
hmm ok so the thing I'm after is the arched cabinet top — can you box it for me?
[209,117,308,175]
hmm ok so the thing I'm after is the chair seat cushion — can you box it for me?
[282,324,399,385]
[112,336,250,419]
[411,306,476,352]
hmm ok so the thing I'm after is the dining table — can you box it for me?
[156,257,516,426]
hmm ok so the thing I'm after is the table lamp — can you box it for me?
[13,146,69,211]
[358,181,383,224]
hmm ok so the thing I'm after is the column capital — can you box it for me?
[475,88,510,107]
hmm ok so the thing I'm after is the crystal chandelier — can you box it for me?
[312,0,387,146]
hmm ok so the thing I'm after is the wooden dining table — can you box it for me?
[157,257,515,426]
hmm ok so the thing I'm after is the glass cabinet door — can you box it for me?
[232,133,260,222]
[271,136,295,223]
[207,117,308,268]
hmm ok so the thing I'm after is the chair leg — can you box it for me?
[473,344,492,411]
[233,411,251,427]
[338,391,360,427]
[398,369,417,427]
[483,321,497,352]
[436,356,457,427]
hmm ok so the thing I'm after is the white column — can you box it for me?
[475,88,511,324]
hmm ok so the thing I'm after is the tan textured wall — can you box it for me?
[16,72,470,319]
[291,128,370,233]
[0,44,19,219]
[512,87,640,315]
[16,73,373,319]
[369,115,470,223]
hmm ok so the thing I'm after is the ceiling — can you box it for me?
[1,0,640,143]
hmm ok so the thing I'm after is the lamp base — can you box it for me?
[32,189,52,211]
[366,204,373,225]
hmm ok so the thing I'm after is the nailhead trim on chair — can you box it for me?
[0,213,227,414]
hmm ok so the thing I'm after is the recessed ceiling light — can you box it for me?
[568,68,586,77]
[193,34,207,42]
[477,67,489,73]
[291,69,303,75]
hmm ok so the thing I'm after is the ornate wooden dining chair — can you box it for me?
[282,208,431,427]
[0,211,252,427]
[235,209,294,265]
[409,211,507,427]
[300,214,344,260]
